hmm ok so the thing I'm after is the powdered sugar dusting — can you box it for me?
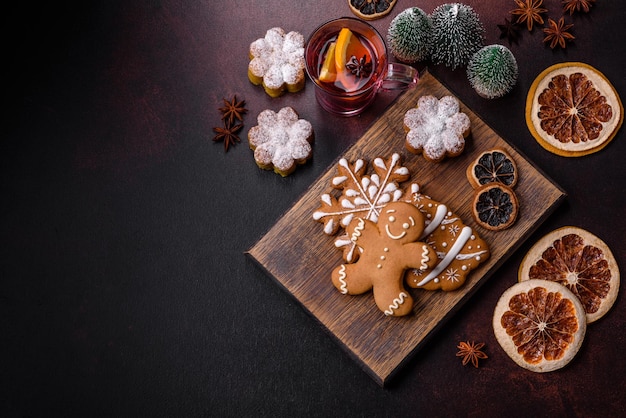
[248,107,313,175]
[248,27,305,92]
[404,95,470,161]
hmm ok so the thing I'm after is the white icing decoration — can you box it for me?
[455,250,488,261]
[420,245,430,270]
[338,264,348,294]
[324,219,334,235]
[384,292,408,316]
[395,167,409,175]
[386,224,407,240]
[374,157,386,170]
[421,204,447,238]
[333,175,348,186]
[335,237,351,248]
[416,226,473,287]
[350,218,366,243]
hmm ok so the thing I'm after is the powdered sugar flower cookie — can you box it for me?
[248,107,314,176]
[248,27,306,98]
[403,95,471,162]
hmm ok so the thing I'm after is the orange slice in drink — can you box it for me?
[334,27,370,91]
[318,42,337,83]
[335,28,353,72]
[335,27,367,72]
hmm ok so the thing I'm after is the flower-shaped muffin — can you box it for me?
[248,107,314,176]
[248,28,306,98]
[403,95,471,162]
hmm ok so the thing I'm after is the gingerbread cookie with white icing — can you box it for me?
[331,201,437,316]
[402,183,490,291]
[313,153,411,263]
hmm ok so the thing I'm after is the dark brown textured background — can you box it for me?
[3,0,625,416]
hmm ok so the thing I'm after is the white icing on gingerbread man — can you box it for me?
[331,202,437,316]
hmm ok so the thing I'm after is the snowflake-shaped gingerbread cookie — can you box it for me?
[313,153,411,262]
[403,95,471,162]
[248,27,306,98]
[248,107,314,176]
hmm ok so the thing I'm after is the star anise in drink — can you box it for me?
[346,55,372,79]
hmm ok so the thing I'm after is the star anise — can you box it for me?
[213,122,243,152]
[511,0,548,31]
[497,17,522,45]
[456,341,488,368]
[543,17,575,49]
[219,95,247,125]
[562,0,595,15]
[346,55,372,79]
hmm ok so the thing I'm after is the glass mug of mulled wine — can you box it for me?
[305,17,419,116]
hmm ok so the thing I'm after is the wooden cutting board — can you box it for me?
[247,70,566,386]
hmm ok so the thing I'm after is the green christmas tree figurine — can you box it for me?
[467,44,518,99]
[430,3,484,70]
[387,7,433,63]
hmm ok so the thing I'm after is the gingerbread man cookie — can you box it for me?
[331,201,437,316]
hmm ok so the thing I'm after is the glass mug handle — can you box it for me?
[379,63,419,91]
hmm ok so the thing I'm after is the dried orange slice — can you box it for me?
[471,183,519,231]
[526,62,623,157]
[519,226,620,323]
[348,0,397,20]
[466,148,518,189]
[493,279,586,372]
